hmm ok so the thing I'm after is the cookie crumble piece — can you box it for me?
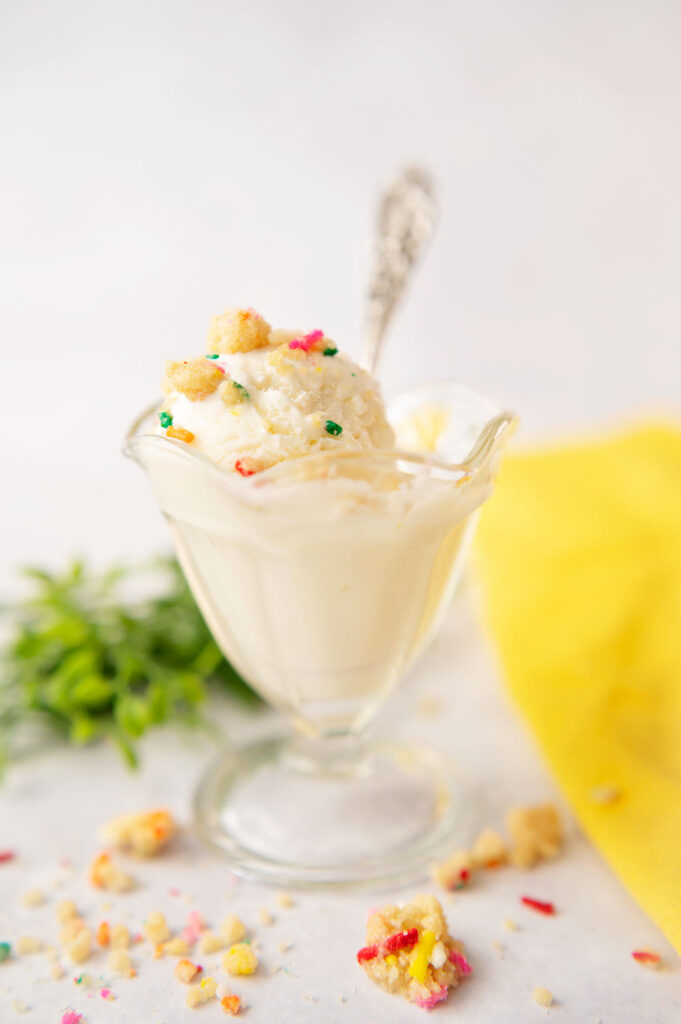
[100,809,176,857]
[357,894,470,1009]
[207,307,271,354]
[223,942,257,976]
[471,827,508,869]
[532,985,553,1007]
[431,850,472,891]
[163,357,224,401]
[219,378,250,407]
[186,975,218,1007]
[507,804,563,868]
[89,852,134,892]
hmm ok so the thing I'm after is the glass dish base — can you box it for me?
[193,734,471,889]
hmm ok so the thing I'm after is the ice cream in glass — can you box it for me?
[125,306,515,886]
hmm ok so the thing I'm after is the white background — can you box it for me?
[1,2,680,1021]
[2,0,680,587]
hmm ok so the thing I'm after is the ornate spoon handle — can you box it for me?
[361,166,438,375]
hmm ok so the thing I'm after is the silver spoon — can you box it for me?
[361,165,438,375]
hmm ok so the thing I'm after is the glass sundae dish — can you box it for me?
[124,307,516,886]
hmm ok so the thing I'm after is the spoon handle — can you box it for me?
[361,166,438,375]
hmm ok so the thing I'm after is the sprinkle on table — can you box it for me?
[632,949,662,968]
[158,411,173,428]
[60,1013,83,1024]
[521,896,556,916]
[0,850,15,863]
[325,420,343,436]
[0,941,11,963]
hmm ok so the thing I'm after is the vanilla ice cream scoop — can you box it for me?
[157,309,395,474]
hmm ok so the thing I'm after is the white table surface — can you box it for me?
[2,1,680,1020]
[0,602,678,1023]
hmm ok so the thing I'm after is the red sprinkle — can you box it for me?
[632,949,661,966]
[521,896,556,916]
[0,851,15,863]
[383,928,419,954]
[357,928,419,963]
[235,458,262,477]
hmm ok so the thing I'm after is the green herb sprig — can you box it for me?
[0,556,255,772]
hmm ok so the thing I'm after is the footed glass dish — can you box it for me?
[124,383,516,887]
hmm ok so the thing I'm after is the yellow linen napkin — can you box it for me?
[474,422,681,954]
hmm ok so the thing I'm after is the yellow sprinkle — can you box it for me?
[408,930,436,984]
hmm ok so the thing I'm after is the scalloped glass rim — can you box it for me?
[123,387,518,489]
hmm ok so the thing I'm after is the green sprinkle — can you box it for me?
[158,411,173,428]
[325,420,343,436]
[351,372,356,377]
[232,381,250,401]
[205,353,219,359]
[323,346,338,357]
[0,942,11,963]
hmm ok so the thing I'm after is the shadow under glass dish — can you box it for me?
[124,383,516,888]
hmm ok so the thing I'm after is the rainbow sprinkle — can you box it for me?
[325,420,343,436]
[289,329,324,352]
[449,949,473,975]
[323,346,338,357]
[205,354,219,359]
[632,949,662,968]
[0,942,10,963]
[181,910,204,945]
[158,411,173,428]
[521,895,556,916]
[232,381,249,400]
[60,1013,83,1024]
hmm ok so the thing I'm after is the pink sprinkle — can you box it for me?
[216,365,225,373]
[100,988,114,1001]
[181,909,204,945]
[289,329,324,352]
[0,850,15,863]
[414,985,449,1010]
[449,949,473,975]
[169,888,180,898]
[61,1013,83,1024]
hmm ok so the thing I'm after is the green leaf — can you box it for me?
[0,554,257,774]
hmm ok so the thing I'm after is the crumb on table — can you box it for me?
[471,828,508,869]
[507,804,563,869]
[223,943,258,976]
[532,986,554,1007]
[357,894,471,1009]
